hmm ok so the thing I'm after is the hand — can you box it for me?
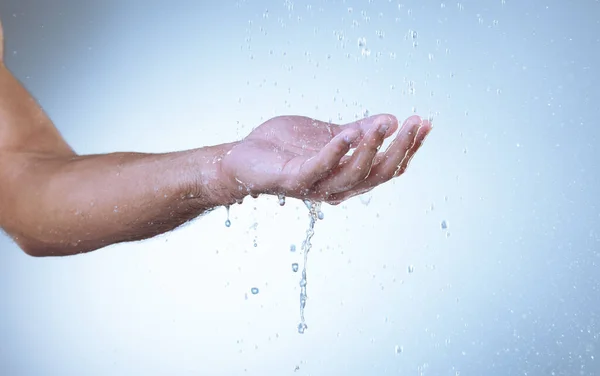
[220,114,432,205]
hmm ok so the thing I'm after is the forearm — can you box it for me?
[0,144,240,256]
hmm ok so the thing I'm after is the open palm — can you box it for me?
[221,114,432,204]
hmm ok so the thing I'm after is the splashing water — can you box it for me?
[297,200,323,334]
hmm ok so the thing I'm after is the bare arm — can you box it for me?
[0,17,432,257]
[0,142,239,257]
[0,21,240,256]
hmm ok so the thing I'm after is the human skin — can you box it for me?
[0,17,432,257]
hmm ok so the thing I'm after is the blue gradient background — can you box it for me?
[0,1,598,375]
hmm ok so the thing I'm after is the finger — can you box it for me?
[314,122,388,194]
[374,115,428,181]
[333,114,399,146]
[326,187,375,206]
[393,118,432,177]
[296,128,361,188]
[325,116,432,203]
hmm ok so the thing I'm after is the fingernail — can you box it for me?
[379,123,390,134]
[344,131,359,143]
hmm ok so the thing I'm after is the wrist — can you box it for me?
[184,142,246,207]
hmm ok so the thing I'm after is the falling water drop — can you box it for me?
[395,345,403,354]
[225,205,231,227]
[251,287,259,295]
[408,265,415,273]
[441,220,448,230]
[298,322,307,334]
[292,263,299,272]
[290,244,297,252]
[278,194,286,206]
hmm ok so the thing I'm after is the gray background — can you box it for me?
[0,0,598,375]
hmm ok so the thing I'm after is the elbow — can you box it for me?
[15,236,98,257]
[12,235,66,257]
[15,238,53,257]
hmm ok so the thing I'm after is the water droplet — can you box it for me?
[441,220,448,230]
[278,194,286,206]
[292,263,299,272]
[251,287,259,295]
[395,345,403,354]
[357,37,367,48]
[408,265,415,273]
[225,205,231,227]
[359,194,373,205]
[290,244,296,252]
[297,322,307,334]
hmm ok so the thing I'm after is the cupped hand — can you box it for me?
[220,114,432,205]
